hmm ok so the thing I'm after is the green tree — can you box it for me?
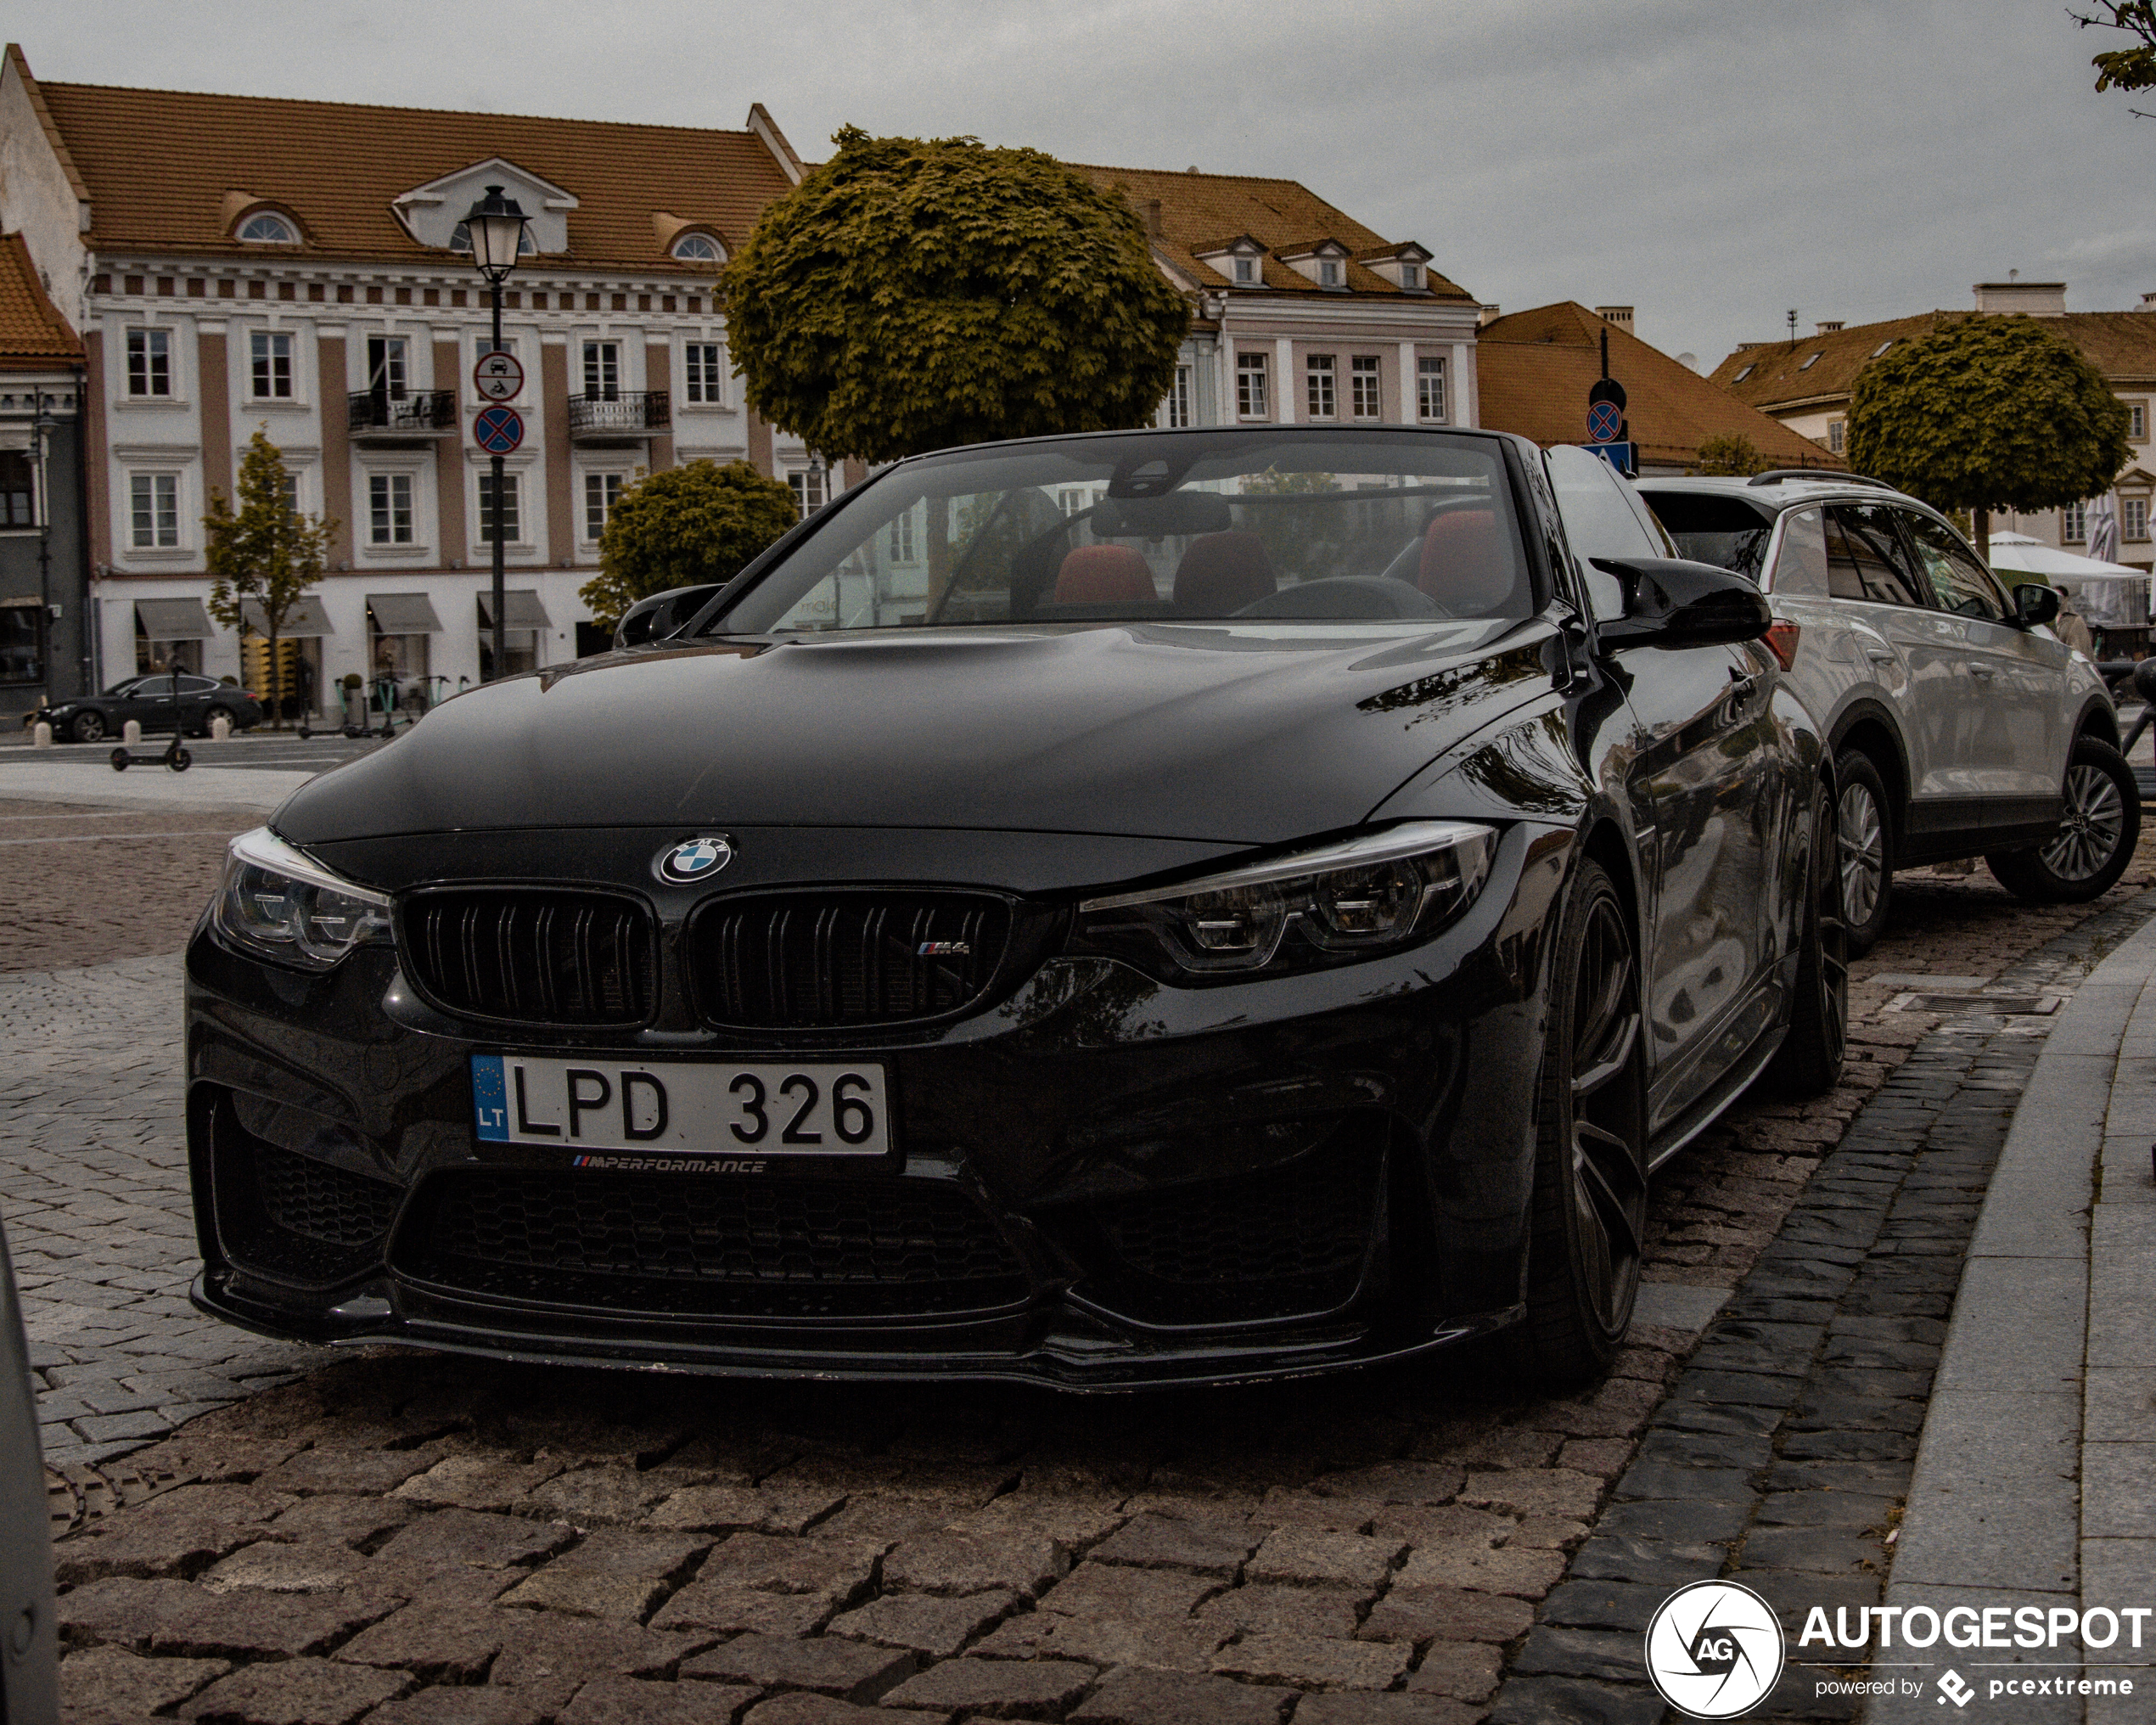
[2080,3,2156,94]
[724,127,1191,468]
[1845,315,2129,557]
[1690,433,1771,477]
[202,427,334,730]
[579,459,799,632]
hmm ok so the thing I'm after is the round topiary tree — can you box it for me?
[578,459,800,632]
[1845,315,2130,556]
[722,126,1193,465]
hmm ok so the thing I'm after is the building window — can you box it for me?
[1418,357,1447,422]
[368,473,413,545]
[788,468,826,520]
[1237,351,1270,419]
[2128,497,2150,542]
[582,341,620,401]
[250,331,294,400]
[126,328,171,398]
[1306,354,1337,420]
[478,470,521,543]
[1351,356,1381,420]
[1799,352,1822,370]
[452,222,535,258]
[671,232,724,263]
[235,211,298,244]
[684,342,724,405]
[1734,364,1755,383]
[1871,340,1895,358]
[1233,256,1258,285]
[129,473,179,548]
[2063,501,2087,544]
[1401,262,1422,290]
[0,452,31,527]
[2131,402,2148,441]
[585,472,623,540]
[1318,259,1343,288]
[1828,419,1846,455]
[366,335,407,400]
[1166,364,1193,429]
[889,508,917,563]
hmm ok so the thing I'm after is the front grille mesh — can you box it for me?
[403,891,655,1026]
[255,1145,403,1247]
[396,1169,1030,1318]
[688,892,1011,1029]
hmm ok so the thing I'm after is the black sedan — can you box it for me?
[31,673,262,744]
[183,427,1843,1390]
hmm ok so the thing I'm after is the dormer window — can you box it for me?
[450,221,536,257]
[235,211,298,244]
[1233,256,1259,285]
[1734,364,1755,383]
[671,231,725,264]
[1799,351,1822,370]
[1401,263,1421,290]
[1319,260,1343,288]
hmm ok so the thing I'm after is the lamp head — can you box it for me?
[463,185,531,284]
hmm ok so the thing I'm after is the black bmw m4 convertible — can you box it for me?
[186,426,1844,1389]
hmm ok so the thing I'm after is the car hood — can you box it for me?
[274,622,1558,850]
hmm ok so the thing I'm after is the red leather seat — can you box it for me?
[1174,531,1277,615]
[1053,544,1158,604]
[1418,510,1515,613]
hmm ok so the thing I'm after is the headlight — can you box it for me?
[1071,821,1497,980]
[216,828,393,971]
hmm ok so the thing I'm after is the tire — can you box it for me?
[1765,775,1850,1098]
[1987,735,2142,903]
[71,710,106,745]
[1520,857,1649,1388]
[109,747,127,772]
[168,747,191,773]
[1833,748,1893,957]
[203,705,235,736]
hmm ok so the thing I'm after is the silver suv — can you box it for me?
[1640,473,2134,953]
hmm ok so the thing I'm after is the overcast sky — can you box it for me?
[21,0,2152,368]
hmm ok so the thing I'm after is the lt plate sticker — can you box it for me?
[470,1055,890,1160]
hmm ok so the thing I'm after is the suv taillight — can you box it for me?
[1764,621,1800,671]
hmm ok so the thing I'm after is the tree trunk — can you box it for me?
[267,623,284,731]
[924,500,952,621]
[1972,505,1991,566]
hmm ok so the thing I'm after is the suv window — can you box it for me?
[1900,511,2007,622]
[1767,508,1830,597]
[1826,504,1927,607]
[1639,491,1774,580]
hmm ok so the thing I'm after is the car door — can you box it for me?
[1897,509,2069,825]
[133,672,182,733]
[1826,503,1979,849]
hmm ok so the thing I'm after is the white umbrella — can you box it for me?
[1986,531,2142,580]
[1990,531,2149,627]
[2089,493,2120,565]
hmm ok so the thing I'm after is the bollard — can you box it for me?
[122,720,141,746]
[209,714,230,741]
[31,722,50,749]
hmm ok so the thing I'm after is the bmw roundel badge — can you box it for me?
[655,835,733,885]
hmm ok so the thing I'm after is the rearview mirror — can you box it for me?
[1590,557,1772,648]
[2013,582,2061,629]
[615,582,726,649]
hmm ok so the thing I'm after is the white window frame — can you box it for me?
[2128,497,2150,542]
[1232,256,1258,286]
[683,340,726,407]
[2131,402,2148,442]
[1400,262,1422,290]
[671,232,725,264]
[125,327,172,399]
[368,472,415,546]
[1318,259,1343,289]
[2063,501,2087,545]
[582,340,621,402]
[889,508,918,564]
[128,471,182,550]
[1237,351,1270,420]
[235,211,299,244]
[584,470,626,542]
[1828,419,1846,456]
[249,330,295,402]
[1165,364,1193,429]
[365,334,409,398]
[476,468,527,547]
[1350,356,1381,421]
[788,467,827,520]
[1305,354,1337,421]
[1417,357,1447,423]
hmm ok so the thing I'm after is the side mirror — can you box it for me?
[1590,557,1773,648]
[2013,582,2061,629]
[615,582,726,650]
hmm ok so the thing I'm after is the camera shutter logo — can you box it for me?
[1644,1580,1785,1718]
[655,836,733,885]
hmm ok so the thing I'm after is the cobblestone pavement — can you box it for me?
[12,817,2156,1724]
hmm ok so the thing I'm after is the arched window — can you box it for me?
[671,232,724,264]
[236,211,299,244]
[450,222,536,256]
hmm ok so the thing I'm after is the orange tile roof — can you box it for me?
[1071,162,1474,303]
[1479,302,1843,471]
[36,78,797,271]
[0,231,81,370]
[1709,309,2156,411]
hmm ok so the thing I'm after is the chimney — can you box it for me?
[2139,292,2156,312]
[1974,278,2067,316]
[1596,306,1634,329]
[1477,303,1502,326]
[1816,320,1844,334]
[1144,199,1163,238]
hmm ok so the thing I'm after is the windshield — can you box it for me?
[705,430,1532,635]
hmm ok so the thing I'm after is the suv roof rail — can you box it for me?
[1746,469,1892,490]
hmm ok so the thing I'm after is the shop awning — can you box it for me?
[365,593,444,633]
[476,589,553,630]
[240,595,334,638]
[134,598,214,640]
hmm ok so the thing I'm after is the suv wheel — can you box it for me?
[1987,736,2141,903]
[1833,748,1893,957]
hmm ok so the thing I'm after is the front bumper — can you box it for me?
[184,822,1570,1389]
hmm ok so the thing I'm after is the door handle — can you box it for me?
[1864,648,1896,665]
[1968,665,1996,681]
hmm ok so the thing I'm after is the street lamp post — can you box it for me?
[462,186,531,682]
[29,391,54,694]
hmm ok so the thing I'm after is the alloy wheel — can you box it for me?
[1837,781,1884,930]
[2039,763,2126,884]
[1568,892,1648,1335]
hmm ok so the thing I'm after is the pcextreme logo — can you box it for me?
[1644,1581,1787,1718]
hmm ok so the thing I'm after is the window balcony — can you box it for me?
[349,390,458,437]
[569,391,671,440]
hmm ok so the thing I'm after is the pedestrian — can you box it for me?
[2055,588,2095,656]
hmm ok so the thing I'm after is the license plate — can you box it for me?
[470,1054,891,1160]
